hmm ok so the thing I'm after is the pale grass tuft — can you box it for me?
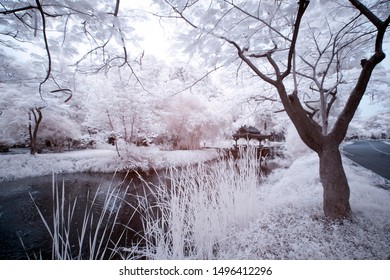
[129,147,262,259]
[29,173,133,260]
[28,148,262,259]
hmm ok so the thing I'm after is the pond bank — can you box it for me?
[0,171,160,260]
[0,147,220,183]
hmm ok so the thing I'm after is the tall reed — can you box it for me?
[29,173,135,260]
[29,147,262,259]
[129,147,262,259]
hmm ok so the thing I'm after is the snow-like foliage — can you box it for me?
[119,150,390,260]
[0,0,142,92]
[154,0,389,139]
[37,111,82,151]
[0,147,219,183]
[159,92,226,150]
[218,153,390,259]
[284,124,311,157]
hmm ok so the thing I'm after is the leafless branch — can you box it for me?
[302,98,320,119]
[349,0,385,28]
[248,95,279,103]
[326,93,337,120]
[330,0,389,141]
[168,65,224,97]
[281,0,310,79]
[0,4,35,15]
[223,0,291,42]
[35,0,51,97]
[114,0,120,17]
[163,0,198,29]
[221,36,277,85]
[248,44,277,58]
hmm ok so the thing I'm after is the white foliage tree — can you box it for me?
[153,0,390,219]
[160,92,226,150]
[80,63,164,149]
[0,82,80,153]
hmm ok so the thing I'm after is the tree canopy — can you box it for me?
[152,0,389,219]
[0,0,143,96]
[0,0,389,219]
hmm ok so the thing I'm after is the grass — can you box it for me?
[127,147,262,259]
[26,148,390,259]
[27,147,263,260]
[28,172,138,260]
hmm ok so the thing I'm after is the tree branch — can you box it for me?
[348,0,384,28]
[168,65,224,97]
[114,0,120,17]
[282,89,323,151]
[326,93,337,120]
[330,1,389,142]
[35,0,51,97]
[221,36,277,85]
[349,0,390,52]
[281,0,310,79]
[163,0,198,29]
[248,44,277,58]
[0,5,36,15]
[224,0,291,42]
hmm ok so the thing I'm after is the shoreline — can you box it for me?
[0,147,220,183]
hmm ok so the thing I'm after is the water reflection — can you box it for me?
[0,172,157,260]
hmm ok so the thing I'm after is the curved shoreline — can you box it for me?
[0,148,220,183]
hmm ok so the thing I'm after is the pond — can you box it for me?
[0,171,160,260]
[0,151,269,260]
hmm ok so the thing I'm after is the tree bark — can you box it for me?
[318,143,351,220]
[279,86,352,220]
[29,107,44,155]
[106,109,121,157]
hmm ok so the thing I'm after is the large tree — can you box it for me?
[1,0,145,155]
[155,0,389,219]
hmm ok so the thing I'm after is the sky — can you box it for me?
[383,43,390,69]
[126,1,174,62]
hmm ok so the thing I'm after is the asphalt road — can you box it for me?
[342,141,390,180]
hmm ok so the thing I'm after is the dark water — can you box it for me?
[0,172,159,260]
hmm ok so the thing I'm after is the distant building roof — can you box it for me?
[233,125,272,142]
[238,125,260,134]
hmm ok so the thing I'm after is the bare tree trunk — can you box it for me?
[129,116,136,145]
[29,107,44,155]
[106,109,121,157]
[318,143,351,220]
[284,95,352,219]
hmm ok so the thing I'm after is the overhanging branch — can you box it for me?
[35,0,51,97]
[330,1,389,142]
[0,5,35,15]
[221,36,277,85]
[281,0,310,79]
[248,44,277,58]
[348,0,384,28]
